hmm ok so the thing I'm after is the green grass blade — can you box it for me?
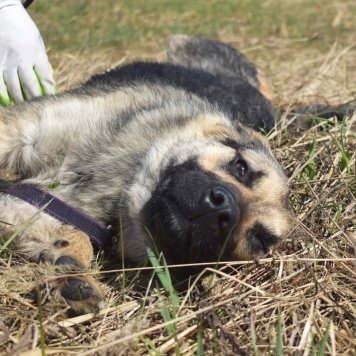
[140,335,160,355]
[316,320,332,356]
[196,319,204,356]
[157,288,176,335]
[146,245,172,292]
[146,245,180,336]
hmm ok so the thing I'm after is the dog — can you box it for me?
[0,35,294,314]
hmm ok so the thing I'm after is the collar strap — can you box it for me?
[0,179,115,247]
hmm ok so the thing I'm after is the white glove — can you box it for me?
[0,0,56,105]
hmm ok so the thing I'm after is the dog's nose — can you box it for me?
[197,186,238,234]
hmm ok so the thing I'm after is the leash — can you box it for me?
[0,179,115,247]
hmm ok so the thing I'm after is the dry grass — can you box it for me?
[0,38,355,355]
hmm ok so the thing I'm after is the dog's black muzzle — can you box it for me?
[144,164,241,264]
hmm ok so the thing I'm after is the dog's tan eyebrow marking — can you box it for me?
[220,137,266,152]
[201,123,238,139]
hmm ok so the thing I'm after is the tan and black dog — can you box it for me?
[0,35,294,314]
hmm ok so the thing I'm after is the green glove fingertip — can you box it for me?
[34,67,46,96]
[0,93,11,106]
[19,80,29,101]
[34,65,57,96]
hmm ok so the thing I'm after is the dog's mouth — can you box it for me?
[249,233,268,254]
[145,193,285,265]
[247,223,281,254]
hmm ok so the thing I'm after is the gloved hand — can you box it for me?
[0,0,56,105]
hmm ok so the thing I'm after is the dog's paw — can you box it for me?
[58,276,105,315]
[51,254,104,315]
[36,231,105,315]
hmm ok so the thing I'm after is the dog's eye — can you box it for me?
[234,159,247,177]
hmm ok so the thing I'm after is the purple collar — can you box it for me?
[0,179,115,247]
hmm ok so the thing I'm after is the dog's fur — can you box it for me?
[0,35,294,314]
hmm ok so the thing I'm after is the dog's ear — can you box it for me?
[167,34,274,101]
[167,35,276,133]
[167,34,260,89]
[255,70,274,101]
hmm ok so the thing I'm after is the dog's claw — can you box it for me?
[55,255,83,268]
[61,278,103,302]
[39,249,54,264]
[60,276,105,314]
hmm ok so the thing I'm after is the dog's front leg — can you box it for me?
[0,194,105,314]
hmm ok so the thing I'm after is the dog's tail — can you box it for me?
[167,34,273,101]
[286,101,356,130]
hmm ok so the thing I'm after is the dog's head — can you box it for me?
[123,113,293,266]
